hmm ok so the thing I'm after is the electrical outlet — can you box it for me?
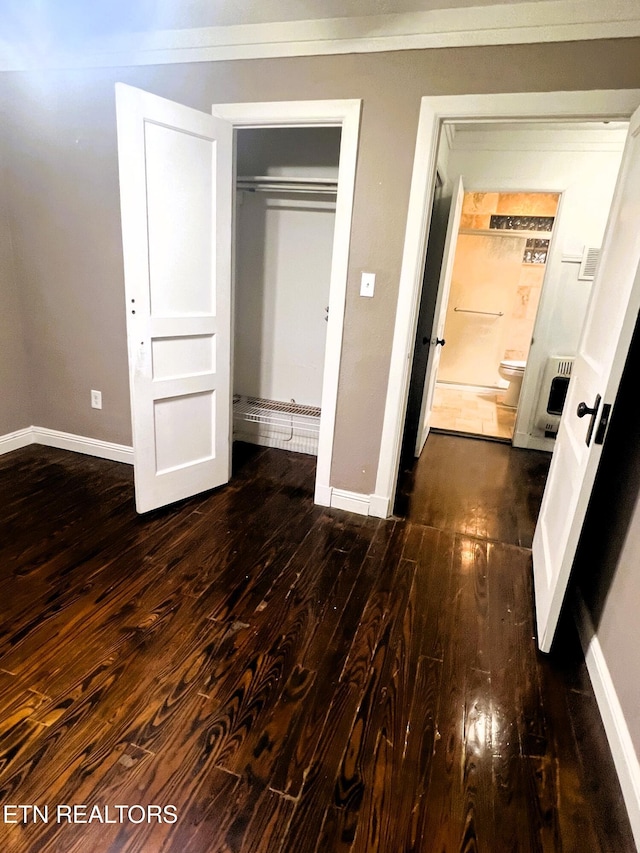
[91,390,102,410]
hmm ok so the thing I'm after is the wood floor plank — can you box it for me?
[415,535,493,851]
[224,522,376,787]
[304,556,417,851]
[267,522,397,798]
[347,561,420,853]
[397,433,550,547]
[486,542,538,853]
[403,655,444,852]
[413,525,455,663]
[278,680,363,851]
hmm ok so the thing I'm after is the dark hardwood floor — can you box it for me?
[395,433,551,547]
[0,436,633,852]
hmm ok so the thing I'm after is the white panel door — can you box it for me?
[415,176,464,455]
[116,83,233,513]
[532,106,640,652]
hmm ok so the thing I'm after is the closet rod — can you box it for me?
[237,175,338,195]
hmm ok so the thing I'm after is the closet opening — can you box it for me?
[231,125,342,470]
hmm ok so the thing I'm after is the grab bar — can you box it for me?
[454,307,504,317]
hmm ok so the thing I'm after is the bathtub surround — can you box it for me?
[438,190,560,391]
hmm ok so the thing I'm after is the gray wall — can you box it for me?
[0,145,31,434]
[1,40,640,487]
[2,72,130,443]
[236,126,341,177]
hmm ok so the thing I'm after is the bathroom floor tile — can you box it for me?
[431,385,517,440]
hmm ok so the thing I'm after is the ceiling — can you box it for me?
[0,0,638,70]
[0,0,555,40]
[138,0,540,30]
[445,120,630,152]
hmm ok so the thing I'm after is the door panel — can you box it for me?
[415,175,464,455]
[116,83,233,513]
[532,104,640,652]
[146,123,215,315]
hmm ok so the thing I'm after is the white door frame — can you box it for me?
[373,89,640,519]
[212,99,361,507]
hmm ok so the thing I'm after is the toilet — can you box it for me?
[498,359,526,407]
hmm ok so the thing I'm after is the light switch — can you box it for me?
[360,272,375,297]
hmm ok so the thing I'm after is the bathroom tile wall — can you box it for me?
[504,262,547,360]
[459,191,560,363]
[438,231,527,386]
[461,190,559,229]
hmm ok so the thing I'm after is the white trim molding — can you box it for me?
[2,1,640,70]
[374,89,640,519]
[369,493,392,519]
[512,430,555,453]
[330,488,372,516]
[0,426,133,463]
[315,486,389,517]
[32,427,134,464]
[575,592,640,850]
[314,482,333,508]
[32,427,134,463]
[0,427,34,455]
[213,99,361,514]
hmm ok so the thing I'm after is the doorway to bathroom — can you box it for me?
[399,118,628,467]
[430,189,560,441]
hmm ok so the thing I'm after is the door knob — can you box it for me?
[436,338,446,347]
[576,400,598,418]
[576,393,601,446]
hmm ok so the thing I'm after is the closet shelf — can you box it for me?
[237,175,338,195]
[233,395,321,436]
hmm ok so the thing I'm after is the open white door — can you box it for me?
[532,105,640,652]
[414,176,464,455]
[116,83,233,513]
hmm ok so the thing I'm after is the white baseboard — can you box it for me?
[512,430,555,452]
[575,592,640,850]
[314,482,332,507]
[317,487,391,517]
[32,427,134,464]
[330,488,371,516]
[0,427,34,455]
[0,426,134,464]
[369,493,391,518]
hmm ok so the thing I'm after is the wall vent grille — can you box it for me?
[578,247,600,281]
[535,355,575,435]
